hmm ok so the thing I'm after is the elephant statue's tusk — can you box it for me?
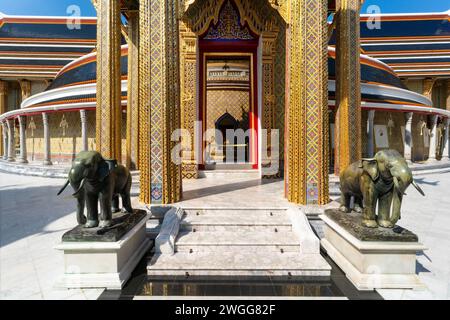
[72,178,86,197]
[57,180,70,196]
[412,180,425,197]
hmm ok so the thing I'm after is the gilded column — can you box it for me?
[428,115,438,161]
[404,112,413,163]
[0,81,7,156]
[2,121,8,160]
[262,31,278,176]
[180,22,198,179]
[138,0,182,204]
[17,115,28,163]
[286,0,329,205]
[334,0,362,174]
[42,113,52,165]
[442,118,450,161]
[367,110,375,157]
[80,109,88,151]
[94,0,122,161]
[126,10,140,170]
[6,118,15,162]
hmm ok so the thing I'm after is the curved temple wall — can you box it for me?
[18,110,127,164]
[1,45,449,170]
[5,103,448,168]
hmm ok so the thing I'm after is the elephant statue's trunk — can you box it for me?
[57,180,70,196]
[393,177,405,197]
[412,180,425,196]
[390,188,403,226]
[72,178,86,197]
[390,177,424,226]
[391,176,408,225]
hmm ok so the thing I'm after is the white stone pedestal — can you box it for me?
[54,215,151,290]
[320,214,427,291]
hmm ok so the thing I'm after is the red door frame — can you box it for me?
[198,39,260,170]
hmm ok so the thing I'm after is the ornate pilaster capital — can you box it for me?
[405,112,413,123]
[42,112,49,124]
[19,80,31,100]
[80,109,87,123]
[0,80,7,95]
[181,35,197,56]
[422,78,436,99]
[262,32,277,58]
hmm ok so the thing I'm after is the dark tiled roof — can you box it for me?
[0,12,97,79]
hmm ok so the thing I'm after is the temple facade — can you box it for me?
[0,1,449,206]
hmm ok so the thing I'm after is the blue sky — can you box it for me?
[0,0,96,16]
[0,0,448,16]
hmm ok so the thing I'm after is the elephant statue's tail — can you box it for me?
[57,180,70,196]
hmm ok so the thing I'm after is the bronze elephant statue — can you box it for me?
[58,151,133,228]
[339,149,425,228]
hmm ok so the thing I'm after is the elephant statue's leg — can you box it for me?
[121,192,133,213]
[120,174,133,213]
[111,194,120,213]
[361,175,378,228]
[85,193,99,228]
[99,191,113,228]
[353,196,363,213]
[339,193,352,213]
[377,192,394,228]
[75,192,87,225]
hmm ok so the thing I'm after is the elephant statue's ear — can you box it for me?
[97,160,110,181]
[362,158,379,181]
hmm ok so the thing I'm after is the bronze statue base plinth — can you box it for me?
[320,209,427,291]
[62,209,147,242]
[54,209,151,289]
[324,209,418,242]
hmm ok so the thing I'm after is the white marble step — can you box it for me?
[198,170,260,179]
[180,214,292,232]
[147,252,331,277]
[183,208,288,217]
[175,230,300,253]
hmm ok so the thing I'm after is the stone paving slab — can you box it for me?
[0,172,104,300]
[1,169,449,299]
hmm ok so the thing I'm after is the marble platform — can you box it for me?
[320,212,427,291]
[147,207,331,278]
[54,213,151,289]
[0,159,69,178]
